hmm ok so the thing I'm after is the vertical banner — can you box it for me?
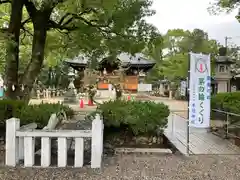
[180,81,187,96]
[0,74,3,98]
[189,52,211,128]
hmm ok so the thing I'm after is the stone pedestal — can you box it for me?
[63,89,78,104]
[64,71,78,104]
[169,91,172,99]
[159,83,164,95]
[217,80,228,93]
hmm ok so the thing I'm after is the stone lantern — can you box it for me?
[214,47,235,93]
[63,69,78,103]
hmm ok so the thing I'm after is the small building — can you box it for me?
[64,53,155,92]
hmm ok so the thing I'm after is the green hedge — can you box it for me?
[211,92,240,123]
[211,92,240,113]
[91,100,169,135]
[0,100,74,129]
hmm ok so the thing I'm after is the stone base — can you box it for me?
[63,89,78,104]
[114,148,172,154]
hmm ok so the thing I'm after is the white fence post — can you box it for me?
[91,114,104,168]
[19,123,37,160]
[58,137,67,167]
[19,137,24,160]
[41,137,51,167]
[5,118,20,166]
[24,137,35,167]
[74,138,84,167]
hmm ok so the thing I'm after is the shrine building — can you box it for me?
[64,53,155,92]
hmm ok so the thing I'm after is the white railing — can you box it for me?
[166,111,190,155]
[169,111,188,135]
[5,114,103,168]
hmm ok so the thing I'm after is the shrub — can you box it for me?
[211,92,240,112]
[211,92,240,123]
[92,100,169,135]
[0,100,27,127]
[0,100,74,129]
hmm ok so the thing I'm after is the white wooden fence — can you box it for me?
[5,114,104,168]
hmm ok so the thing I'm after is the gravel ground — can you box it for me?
[0,154,239,180]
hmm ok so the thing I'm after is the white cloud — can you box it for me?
[146,0,240,45]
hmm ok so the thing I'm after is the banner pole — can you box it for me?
[186,52,191,156]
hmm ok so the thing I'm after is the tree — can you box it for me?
[1,0,160,101]
[208,0,240,23]
[209,0,240,13]
[1,0,24,99]
[146,29,220,84]
[144,36,163,82]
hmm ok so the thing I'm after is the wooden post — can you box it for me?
[24,137,35,167]
[74,138,84,167]
[169,90,172,99]
[91,114,104,168]
[41,137,51,167]
[5,118,20,166]
[19,137,24,160]
[18,123,37,160]
[58,137,67,167]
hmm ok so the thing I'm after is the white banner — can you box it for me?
[180,81,186,96]
[0,74,3,97]
[189,52,211,128]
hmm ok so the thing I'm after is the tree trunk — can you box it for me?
[4,0,24,99]
[20,12,50,101]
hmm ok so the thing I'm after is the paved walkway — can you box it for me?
[29,97,107,112]
[149,96,188,112]
[149,97,240,155]
[164,113,240,155]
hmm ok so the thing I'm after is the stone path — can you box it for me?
[150,97,188,112]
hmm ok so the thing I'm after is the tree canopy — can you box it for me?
[0,0,161,100]
[145,28,220,84]
[208,0,240,20]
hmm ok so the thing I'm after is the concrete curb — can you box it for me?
[114,148,172,155]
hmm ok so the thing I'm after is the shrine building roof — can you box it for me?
[64,52,156,68]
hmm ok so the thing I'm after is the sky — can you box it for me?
[146,0,240,45]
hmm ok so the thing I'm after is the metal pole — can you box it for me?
[171,113,174,136]
[186,52,191,155]
[226,113,229,139]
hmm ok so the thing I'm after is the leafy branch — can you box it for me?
[0,0,11,5]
